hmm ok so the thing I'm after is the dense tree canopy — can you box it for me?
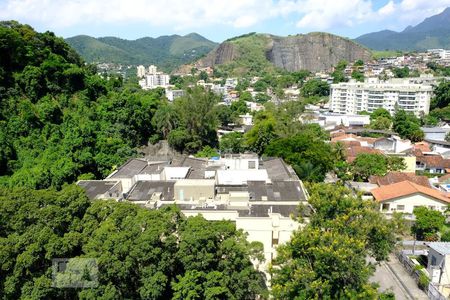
[264,124,334,182]
[412,206,446,241]
[393,110,424,142]
[0,21,170,189]
[0,186,267,299]
[271,183,396,299]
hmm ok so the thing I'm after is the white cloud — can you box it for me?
[290,0,374,30]
[372,0,450,30]
[0,0,278,30]
[0,0,449,34]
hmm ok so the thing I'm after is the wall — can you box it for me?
[174,180,215,201]
[380,194,448,216]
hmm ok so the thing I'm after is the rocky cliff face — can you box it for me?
[196,32,372,73]
[196,42,238,67]
[268,33,372,72]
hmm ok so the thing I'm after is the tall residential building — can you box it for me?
[148,65,158,75]
[137,65,146,78]
[330,78,433,117]
[143,73,170,89]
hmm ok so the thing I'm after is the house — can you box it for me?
[369,172,431,188]
[373,136,412,153]
[371,181,449,219]
[425,139,450,155]
[426,242,450,298]
[416,154,450,174]
[414,141,431,153]
[421,126,450,141]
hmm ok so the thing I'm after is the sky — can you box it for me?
[0,0,449,42]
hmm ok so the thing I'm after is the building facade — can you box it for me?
[330,78,433,116]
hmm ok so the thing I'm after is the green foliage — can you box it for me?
[195,146,219,158]
[264,125,334,182]
[216,34,277,77]
[244,111,278,155]
[371,108,392,120]
[351,154,406,182]
[393,110,424,142]
[0,186,267,299]
[351,70,364,82]
[412,206,445,241]
[219,132,245,154]
[65,33,217,72]
[300,79,330,97]
[332,60,348,83]
[392,67,410,78]
[370,116,392,130]
[418,272,430,290]
[431,80,450,110]
[167,87,220,153]
[271,183,396,299]
[255,93,271,103]
[440,230,450,242]
[0,22,171,188]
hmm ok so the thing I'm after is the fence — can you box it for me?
[428,283,447,300]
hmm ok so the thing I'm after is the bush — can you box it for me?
[418,272,430,291]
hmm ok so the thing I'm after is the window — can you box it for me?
[248,161,256,169]
[428,206,436,210]
[431,255,437,266]
[397,205,405,211]
[382,203,390,211]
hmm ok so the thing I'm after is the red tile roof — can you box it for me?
[414,141,431,152]
[369,172,431,188]
[371,180,450,203]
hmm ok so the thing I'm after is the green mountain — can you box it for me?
[65,33,217,71]
[193,32,372,76]
[355,7,450,51]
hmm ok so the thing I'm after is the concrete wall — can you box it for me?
[380,194,448,215]
[174,180,215,201]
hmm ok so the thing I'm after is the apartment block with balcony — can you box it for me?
[330,78,433,117]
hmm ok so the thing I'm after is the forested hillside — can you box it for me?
[0,21,167,189]
[66,33,217,71]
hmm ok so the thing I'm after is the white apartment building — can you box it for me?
[137,65,171,89]
[137,65,146,78]
[148,65,157,74]
[330,78,433,117]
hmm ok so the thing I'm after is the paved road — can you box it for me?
[370,254,428,300]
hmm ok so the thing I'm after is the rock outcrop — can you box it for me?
[195,32,372,73]
[268,33,372,72]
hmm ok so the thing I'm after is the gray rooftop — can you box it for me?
[425,139,450,147]
[177,157,209,179]
[427,242,450,255]
[248,180,306,201]
[127,181,175,202]
[77,180,122,200]
[260,157,295,180]
[109,159,148,178]
[421,127,450,133]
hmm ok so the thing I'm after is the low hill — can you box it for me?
[193,32,372,76]
[355,7,450,51]
[66,33,217,71]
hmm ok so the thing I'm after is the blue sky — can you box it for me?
[0,0,449,42]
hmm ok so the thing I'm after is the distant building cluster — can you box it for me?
[330,77,434,117]
[137,65,170,90]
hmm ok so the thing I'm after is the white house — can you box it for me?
[427,242,450,298]
[371,180,449,219]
